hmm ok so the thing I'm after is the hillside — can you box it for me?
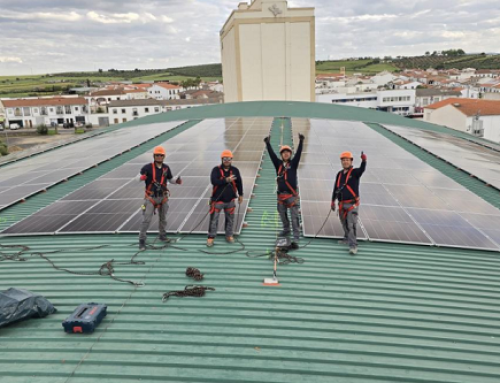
[3,55,500,99]
[392,54,500,70]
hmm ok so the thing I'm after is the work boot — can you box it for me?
[338,239,348,245]
[349,246,358,256]
[207,238,214,247]
[290,242,299,250]
[139,239,146,251]
[226,236,235,244]
[158,235,171,243]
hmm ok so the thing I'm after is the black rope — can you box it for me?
[185,267,204,281]
[162,285,215,302]
[0,244,30,262]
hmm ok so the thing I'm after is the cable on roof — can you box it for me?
[162,285,215,302]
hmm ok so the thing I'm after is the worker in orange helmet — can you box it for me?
[264,132,305,249]
[331,151,367,255]
[137,146,182,251]
[207,150,244,247]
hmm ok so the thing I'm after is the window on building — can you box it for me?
[75,107,79,111]
[23,107,30,116]
[154,107,160,113]
[114,118,119,124]
[117,97,120,101]
[14,108,22,116]
[33,108,39,113]
[108,98,111,101]
[56,106,64,115]
[145,108,149,113]
[50,108,54,112]
[122,109,126,114]
[7,109,13,115]
[122,118,127,123]
[113,109,118,114]
[82,105,88,113]
[132,108,138,116]
[65,105,71,114]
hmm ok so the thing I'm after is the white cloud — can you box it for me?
[1,10,82,22]
[0,56,23,63]
[161,15,174,23]
[86,11,140,24]
[185,37,191,42]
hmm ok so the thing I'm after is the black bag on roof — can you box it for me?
[0,288,56,328]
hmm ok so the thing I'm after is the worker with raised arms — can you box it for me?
[207,150,244,247]
[264,133,304,249]
[331,151,367,255]
[138,146,182,250]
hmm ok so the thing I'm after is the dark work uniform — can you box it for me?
[139,162,174,241]
[265,139,303,241]
[208,165,244,238]
[332,161,366,248]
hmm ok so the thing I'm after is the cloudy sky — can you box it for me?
[0,0,499,76]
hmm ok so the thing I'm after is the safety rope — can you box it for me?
[162,285,215,302]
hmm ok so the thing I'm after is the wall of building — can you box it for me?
[477,115,500,143]
[316,93,378,108]
[424,104,467,132]
[5,104,89,127]
[221,1,314,103]
[108,105,162,125]
[221,28,239,103]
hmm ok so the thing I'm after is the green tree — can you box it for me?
[36,124,49,135]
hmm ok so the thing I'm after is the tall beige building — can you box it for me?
[220,0,315,103]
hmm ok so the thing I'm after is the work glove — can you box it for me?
[140,174,147,181]
[175,176,183,185]
[331,201,336,212]
[226,175,237,183]
[361,151,367,162]
[263,136,270,144]
[298,133,305,141]
[238,196,243,204]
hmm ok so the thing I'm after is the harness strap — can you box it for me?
[212,166,237,199]
[337,167,360,219]
[145,163,169,213]
[278,164,298,197]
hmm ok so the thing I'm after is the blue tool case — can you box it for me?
[62,303,107,334]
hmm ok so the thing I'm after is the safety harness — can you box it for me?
[277,163,298,208]
[210,166,237,215]
[145,163,170,212]
[336,167,360,219]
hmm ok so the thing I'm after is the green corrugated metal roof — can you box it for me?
[1,103,500,383]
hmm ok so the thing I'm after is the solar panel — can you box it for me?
[0,121,185,211]
[384,125,500,191]
[293,118,500,250]
[3,118,269,237]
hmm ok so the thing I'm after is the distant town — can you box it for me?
[2,55,500,155]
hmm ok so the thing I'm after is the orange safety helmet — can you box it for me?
[221,150,233,159]
[340,151,353,160]
[153,146,166,156]
[280,145,293,154]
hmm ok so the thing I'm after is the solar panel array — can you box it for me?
[384,124,500,190]
[0,121,185,211]
[293,119,500,251]
[3,118,271,236]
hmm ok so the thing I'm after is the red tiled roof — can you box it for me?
[425,98,500,116]
[153,82,181,90]
[2,97,87,108]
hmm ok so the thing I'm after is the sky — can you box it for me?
[0,0,499,76]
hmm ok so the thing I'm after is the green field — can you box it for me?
[3,55,500,98]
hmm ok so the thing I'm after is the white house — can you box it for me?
[424,98,500,142]
[205,82,224,93]
[370,71,397,86]
[86,89,127,107]
[415,88,462,108]
[316,89,416,116]
[3,97,89,128]
[399,81,423,90]
[162,97,224,112]
[107,99,164,125]
[148,83,182,100]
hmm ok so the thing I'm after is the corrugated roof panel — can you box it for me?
[1,111,500,382]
